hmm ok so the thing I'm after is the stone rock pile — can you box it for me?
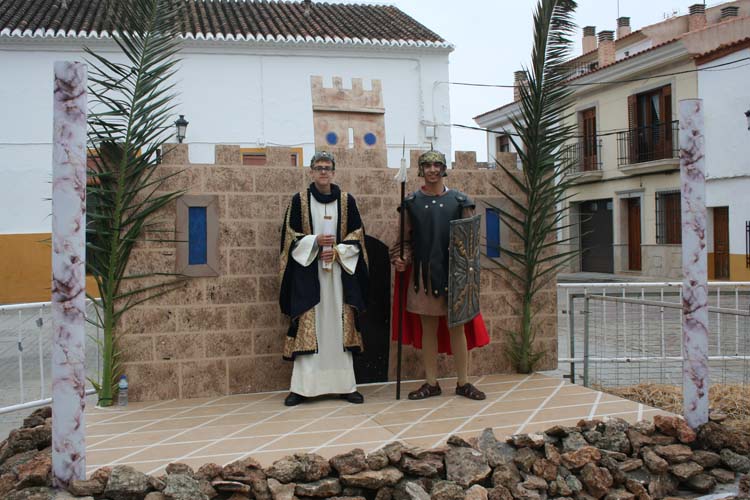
[2,407,750,500]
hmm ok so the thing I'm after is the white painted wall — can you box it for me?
[699,48,750,256]
[0,39,451,234]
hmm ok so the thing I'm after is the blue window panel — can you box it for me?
[326,132,338,145]
[486,208,501,258]
[188,206,208,265]
[364,132,377,146]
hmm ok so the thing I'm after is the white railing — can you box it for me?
[557,282,750,388]
[0,300,100,415]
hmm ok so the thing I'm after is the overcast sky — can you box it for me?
[367,0,712,161]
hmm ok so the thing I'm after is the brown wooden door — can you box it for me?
[628,198,642,271]
[714,207,730,279]
[580,199,614,273]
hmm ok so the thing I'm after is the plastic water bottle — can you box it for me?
[117,375,128,407]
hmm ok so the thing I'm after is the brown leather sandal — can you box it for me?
[456,383,486,400]
[408,382,442,400]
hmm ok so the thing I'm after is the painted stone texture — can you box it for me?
[51,60,88,486]
[679,98,709,429]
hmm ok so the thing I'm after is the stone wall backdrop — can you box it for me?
[117,145,558,402]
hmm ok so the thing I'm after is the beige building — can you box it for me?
[475,1,750,280]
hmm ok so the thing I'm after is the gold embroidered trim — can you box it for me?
[283,308,318,359]
[340,191,349,239]
[301,190,311,235]
[342,305,363,352]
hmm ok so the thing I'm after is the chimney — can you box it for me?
[721,6,740,20]
[304,0,312,16]
[617,17,631,39]
[513,70,528,102]
[597,31,615,68]
[582,26,597,53]
[688,4,707,31]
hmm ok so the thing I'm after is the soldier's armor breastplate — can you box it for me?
[404,189,468,298]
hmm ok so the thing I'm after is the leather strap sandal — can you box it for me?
[408,382,442,400]
[456,383,486,400]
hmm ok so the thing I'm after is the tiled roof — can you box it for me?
[0,0,451,48]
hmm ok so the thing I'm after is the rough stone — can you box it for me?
[342,486,365,497]
[641,448,669,474]
[508,434,545,449]
[330,449,367,476]
[374,486,393,500]
[649,435,676,446]
[163,473,208,500]
[508,484,541,500]
[543,443,561,465]
[597,431,631,455]
[618,459,643,473]
[0,426,52,464]
[445,447,491,488]
[196,463,224,481]
[104,465,151,500]
[647,473,678,499]
[560,446,601,470]
[211,480,252,494]
[0,450,38,476]
[562,432,588,452]
[403,481,430,500]
[165,463,195,476]
[383,442,406,465]
[490,463,521,489]
[698,421,750,454]
[67,478,105,496]
[564,474,583,494]
[487,485,512,500]
[580,463,613,499]
[653,444,692,464]
[624,478,648,500]
[603,489,635,500]
[14,452,51,489]
[653,416,696,444]
[224,457,263,476]
[599,455,626,487]
[545,425,573,438]
[463,484,487,500]
[1,473,17,497]
[90,467,111,485]
[267,454,330,483]
[512,447,537,473]
[295,478,341,497]
[5,486,57,500]
[149,476,165,492]
[430,480,465,500]
[478,429,516,467]
[720,448,750,473]
[144,493,166,500]
[626,430,652,456]
[632,420,655,436]
[366,450,389,471]
[740,473,750,497]
[520,475,547,491]
[531,458,557,482]
[447,435,474,448]
[583,430,602,445]
[340,466,403,489]
[400,453,443,477]
[709,468,735,483]
[668,461,702,481]
[686,473,716,494]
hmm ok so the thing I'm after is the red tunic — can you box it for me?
[390,268,490,354]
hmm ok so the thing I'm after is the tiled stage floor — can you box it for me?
[85,373,669,476]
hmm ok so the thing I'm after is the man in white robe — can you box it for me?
[279,151,369,406]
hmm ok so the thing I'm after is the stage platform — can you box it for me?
[85,373,669,476]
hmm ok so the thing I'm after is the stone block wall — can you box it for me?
[119,145,558,401]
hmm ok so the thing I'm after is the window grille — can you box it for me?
[655,190,682,244]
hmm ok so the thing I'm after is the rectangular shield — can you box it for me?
[448,214,481,328]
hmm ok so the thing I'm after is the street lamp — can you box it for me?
[175,114,189,143]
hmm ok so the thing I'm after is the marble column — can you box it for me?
[679,98,709,429]
[51,61,88,486]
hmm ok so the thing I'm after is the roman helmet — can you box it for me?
[417,150,447,177]
[310,150,336,170]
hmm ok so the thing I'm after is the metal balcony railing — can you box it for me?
[562,138,603,173]
[561,60,600,80]
[617,120,679,167]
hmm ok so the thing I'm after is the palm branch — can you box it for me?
[86,0,186,405]
[488,0,580,373]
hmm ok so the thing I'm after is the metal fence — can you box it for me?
[616,120,679,166]
[558,282,750,389]
[0,300,101,416]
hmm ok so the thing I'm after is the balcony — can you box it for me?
[562,60,599,80]
[617,121,679,175]
[562,138,603,182]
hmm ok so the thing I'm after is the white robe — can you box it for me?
[289,196,360,397]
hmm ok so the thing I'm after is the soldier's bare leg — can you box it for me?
[419,315,439,386]
[448,325,468,386]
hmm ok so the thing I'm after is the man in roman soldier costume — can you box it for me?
[391,150,489,400]
[279,151,369,406]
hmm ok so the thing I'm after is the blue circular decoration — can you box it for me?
[326,132,338,145]
[364,132,377,146]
